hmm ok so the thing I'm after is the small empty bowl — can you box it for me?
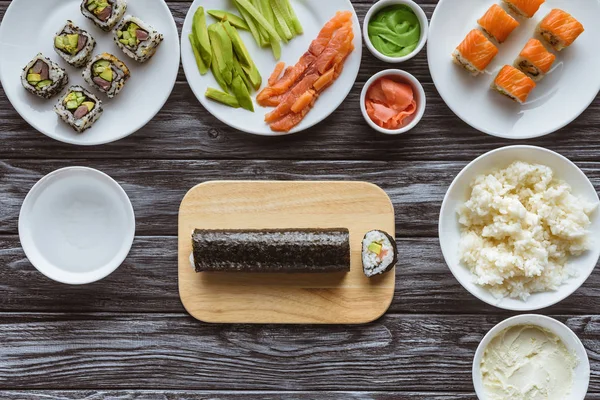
[19,167,135,285]
[360,69,426,134]
[473,314,590,400]
[363,0,429,63]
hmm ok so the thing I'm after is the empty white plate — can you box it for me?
[19,167,136,285]
[428,0,600,139]
[181,0,362,136]
[0,0,180,145]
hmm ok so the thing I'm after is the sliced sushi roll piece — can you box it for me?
[537,9,584,51]
[502,0,545,18]
[452,30,499,76]
[514,38,556,81]
[81,0,127,32]
[82,53,130,98]
[21,54,68,99]
[361,230,398,278]
[54,21,96,68]
[114,16,164,63]
[55,85,103,133]
[491,65,536,104]
[477,4,520,43]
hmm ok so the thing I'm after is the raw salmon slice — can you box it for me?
[309,11,353,56]
[268,62,286,86]
[492,65,536,103]
[477,4,520,43]
[264,73,320,123]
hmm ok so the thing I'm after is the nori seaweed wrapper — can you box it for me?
[192,229,350,273]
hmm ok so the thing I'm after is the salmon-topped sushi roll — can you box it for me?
[491,65,536,104]
[502,0,545,18]
[514,39,556,81]
[452,29,499,76]
[477,4,520,43]
[537,9,584,51]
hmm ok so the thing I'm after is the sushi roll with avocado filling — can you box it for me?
[54,21,96,68]
[21,54,68,99]
[55,86,103,133]
[114,16,163,63]
[361,230,398,278]
[81,0,127,32]
[82,53,130,98]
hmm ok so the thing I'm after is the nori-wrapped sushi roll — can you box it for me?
[21,54,68,99]
[54,21,96,68]
[361,230,398,277]
[192,229,351,273]
[113,16,163,63]
[81,0,127,32]
[82,53,130,98]
[55,85,103,133]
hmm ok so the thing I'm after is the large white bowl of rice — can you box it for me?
[439,145,600,311]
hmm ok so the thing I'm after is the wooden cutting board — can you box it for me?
[178,181,396,324]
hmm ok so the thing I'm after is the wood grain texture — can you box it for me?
[0,313,598,392]
[1,235,598,315]
[179,181,395,324]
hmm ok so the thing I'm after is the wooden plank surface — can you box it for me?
[1,0,599,398]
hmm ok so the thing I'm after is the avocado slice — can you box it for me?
[27,73,41,84]
[192,7,212,69]
[232,56,252,92]
[207,10,249,31]
[189,34,209,75]
[368,242,383,255]
[66,100,79,109]
[205,87,240,108]
[65,92,78,102]
[231,75,254,112]
[222,21,252,68]
[36,80,52,88]
[82,101,95,111]
[241,62,262,91]
[210,46,229,92]
[208,23,233,85]
[99,68,113,82]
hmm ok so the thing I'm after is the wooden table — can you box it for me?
[1,0,598,398]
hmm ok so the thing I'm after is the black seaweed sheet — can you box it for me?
[192,229,351,273]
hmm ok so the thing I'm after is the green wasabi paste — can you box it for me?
[368,5,421,58]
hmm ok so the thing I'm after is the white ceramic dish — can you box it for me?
[360,69,426,134]
[363,0,429,63]
[19,167,135,285]
[181,0,362,136]
[427,0,600,139]
[473,314,590,400]
[439,145,600,311]
[0,0,180,145]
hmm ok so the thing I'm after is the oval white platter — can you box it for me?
[181,0,362,136]
[428,0,600,139]
[0,0,180,145]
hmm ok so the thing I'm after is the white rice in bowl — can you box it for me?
[458,161,598,300]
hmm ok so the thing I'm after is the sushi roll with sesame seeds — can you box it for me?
[81,0,127,32]
[54,21,97,68]
[21,54,68,99]
[55,85,103,133]
[82,53,130,98]
[114,16,163,63]
[361,230,398,278]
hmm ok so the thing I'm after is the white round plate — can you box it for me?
[0,0,180,145]
[473,314,590,400]
[19,167,136,285]
[428,0,600,139]
[181,0,362,136]
[439,145,600,311]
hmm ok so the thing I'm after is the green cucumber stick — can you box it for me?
[251,0,270,46]
[270,0,293,40]
[207,10,250,30]
[235,0,281,42]
[235,0,263,46]
[193,6,212,67]
[188,34,208,75]
[283,0,303,35]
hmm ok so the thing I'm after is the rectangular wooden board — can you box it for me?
[178,181,395,324]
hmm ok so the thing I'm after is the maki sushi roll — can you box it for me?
[114,16,164,63]
[514,39,556,81]
[21,54,68,99]
[54,21,96,68]
[82,53,130,98]
[361,230,398,278]
[491,65,536,104]
[477,4,520,44]
[537,9,584,51]
[55,85,103,133]
[502,0,545,19]
[81,0,127,32]
[453,30,499,76]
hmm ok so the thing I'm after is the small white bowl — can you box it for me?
[473,314,590,400]
[363,0,429,63]
[360,69,426,134]
[19,167,136,285]
[439,146,600,311]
